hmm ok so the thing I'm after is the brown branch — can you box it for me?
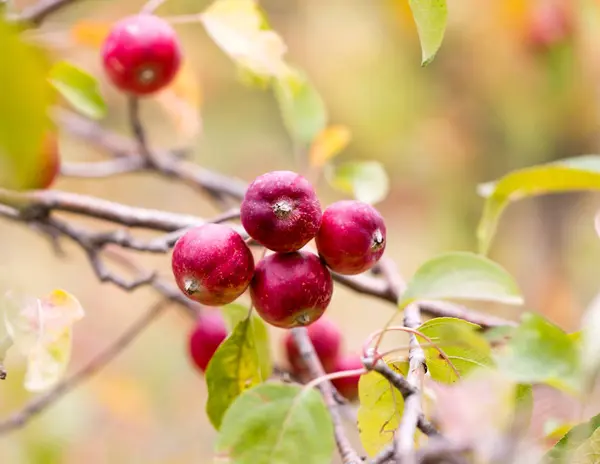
[291,327,361,464]
[14,0,78,25]
[379,259,426,462]
[61,158,145,178]
[56,109,247,202]
[0,299,169,435]
[0,188,509,327]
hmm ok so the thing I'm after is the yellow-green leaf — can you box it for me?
[477,155,600,254]
[205,314,271,429]
[545,413,600,463]
[309,125,352,168]
[325,161,390,205]
[215,383,335,464]
[408,0,448,66]
[49,61,106,120]
[417,317,493,384]
[201,0,290,78]
[399,251,523,309]
[0,17,53,190]
[357,361,408,456]
[221,304,272,380]
[273,67,328,146]
[495,312,581,394]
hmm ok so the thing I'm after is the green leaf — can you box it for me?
[408,0,448,66]
[477,155,600,254]
[0,18,53,190]
[495,313,581,394]
[215,382,335,464]
[399,251,524,309]
[221,304,272,381]
[417,317,493,383]
[357,361,408,456]
[221,303,250,331]
[48,61,106,120]
[206,314,271,429]
[324,161,390,205]
[200,0,290,79]
[545,413,600,463]
[570,427,600,463]
[273,68,327,146]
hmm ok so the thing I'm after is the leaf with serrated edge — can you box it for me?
[49,61,106,120]
[495,312,581,394]
[477,155,600,254]
[215,382,335,464]
[325,161,390,205]
[417,317,493,384]
[205,314,271,429]
[399,251,523,309]
[408,0,448,66]
[357,361,408,456]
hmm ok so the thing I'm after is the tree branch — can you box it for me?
[0,299,169,435]
[0,187,510,328]
[14,0,78,25]
[291,327,361,464]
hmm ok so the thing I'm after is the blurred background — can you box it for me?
[1,0,600,461]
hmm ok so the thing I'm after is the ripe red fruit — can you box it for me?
[241,171,322,253]
[250,251,333,328]
[171,224,255,306]
[101,14,182,95]
[527,3,572,52]
[284,318,342,374]
[330,354,363,401]
[316,200,386,275]
[188,310,228,372]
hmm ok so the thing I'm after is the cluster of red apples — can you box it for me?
[97,14,386,399]
[175,170,386,399]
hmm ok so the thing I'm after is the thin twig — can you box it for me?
[14,0,77,25]
[0,299,169,434]
[291,327,361,464]
[61,158,145,178]
[0,188,509,327]
[379,260,426,463]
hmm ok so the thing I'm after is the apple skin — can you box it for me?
[241,170,322,253]
[330,354,364,401]
[188,310,228,373]
[101,14,182,95]
[171,224,255,306]
[316,200,386,275]
[284,317,342,376]
[250,251,333,329]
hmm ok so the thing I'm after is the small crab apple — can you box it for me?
[284,317,342,375]
[250,251,333,329]
[330,354,364,401]
[171,224,254,306]
[241,171,322,253]
[316,200,386,275]
[101,14,182,96]
[188,310,228,373]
